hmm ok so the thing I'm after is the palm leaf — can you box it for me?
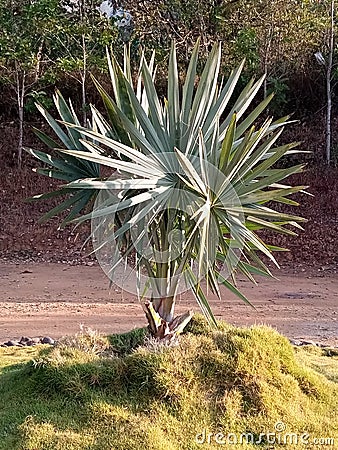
[27,40,308,336]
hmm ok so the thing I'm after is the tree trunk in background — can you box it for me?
[16,69,25,169]
[81,33,87,126]
[18,103,23,169]
[326,0,334,166]
[263,26,273,100]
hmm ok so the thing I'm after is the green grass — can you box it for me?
[0,317,337,449]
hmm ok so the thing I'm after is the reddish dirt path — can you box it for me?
[0,262,337,345]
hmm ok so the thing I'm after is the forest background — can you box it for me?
[0,0,337,270]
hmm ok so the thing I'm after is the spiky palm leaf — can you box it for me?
[27,41,307,339]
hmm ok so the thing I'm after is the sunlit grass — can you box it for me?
[0,317,337,449]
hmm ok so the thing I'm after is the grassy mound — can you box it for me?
[0,317,337,449]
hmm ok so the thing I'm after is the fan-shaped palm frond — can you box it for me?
[27,41,307,339]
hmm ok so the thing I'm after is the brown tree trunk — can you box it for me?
[16,69,26,169]
[81,33,87,126]
[326,0,334,166]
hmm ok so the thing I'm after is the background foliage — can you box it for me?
[0,0,333,117]
[0,1,337,283]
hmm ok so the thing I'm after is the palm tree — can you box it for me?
[27,41,306,340]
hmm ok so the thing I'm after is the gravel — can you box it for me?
[1,336,338,350]
[1,336,56,347]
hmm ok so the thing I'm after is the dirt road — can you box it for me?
[0,262,337,345]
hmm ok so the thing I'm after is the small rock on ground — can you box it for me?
[1,336,56,347]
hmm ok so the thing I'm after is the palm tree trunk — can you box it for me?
[142,215,193,340]
[152,295,175,323]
